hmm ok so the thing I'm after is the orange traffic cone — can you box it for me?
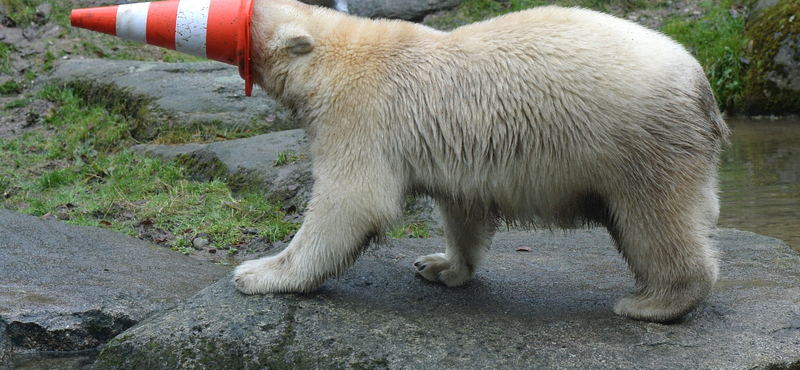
[70,0,254,96]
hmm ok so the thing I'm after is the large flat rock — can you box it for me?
[130,129,312,207]
[93,228,800,369]
[41,59,292,129]
[0,209,230,363]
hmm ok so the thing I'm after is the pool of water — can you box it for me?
[718,118,800,253]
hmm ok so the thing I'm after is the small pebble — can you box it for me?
[193,237,210,249]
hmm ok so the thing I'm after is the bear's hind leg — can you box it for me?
[414,201,496,287]
[611,195,719,323]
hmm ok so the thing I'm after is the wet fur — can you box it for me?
[233,0,729,323]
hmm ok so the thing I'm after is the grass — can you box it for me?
[3,0,41,27]
[387,222,430,239]
[3,0,71,27]
[0,83,300,256]
[0,43,14,74]
[660,0,754,111]
[0,81,22,95]
[275,150,303,166]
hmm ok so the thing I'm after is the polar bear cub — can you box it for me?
[233,0,729,323]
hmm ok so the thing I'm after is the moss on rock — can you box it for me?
[740,0,800,115]
[175,151,229,182]
[226,169,264,194]
[175,151,269,194]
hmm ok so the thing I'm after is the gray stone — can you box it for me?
[347,0,462,21]
[0,209,230,362]
[40,59,294,131]
[131,129,312,208]
[93,228,800,369]
[300,0,346,10]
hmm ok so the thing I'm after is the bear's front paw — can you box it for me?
[414,253,472,287]
[233,255,321,294]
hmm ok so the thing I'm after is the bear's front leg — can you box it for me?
[234,174,403,294]
[234,222,327,294]
[415,201,496,287]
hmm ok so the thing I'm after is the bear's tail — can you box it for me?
[695,69,731,145]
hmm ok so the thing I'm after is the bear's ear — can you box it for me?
[286,35,314,56]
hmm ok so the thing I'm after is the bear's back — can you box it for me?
[446,6,697,94]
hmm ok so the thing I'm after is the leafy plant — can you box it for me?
[661,0,754,111]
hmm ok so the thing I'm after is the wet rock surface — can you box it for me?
[0,209,230,364]
[93,229,800,369]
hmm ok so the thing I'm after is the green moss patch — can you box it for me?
[740,0,800,115]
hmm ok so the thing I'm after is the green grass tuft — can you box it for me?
[388,222,430,239]
[0,43,15,74]
[275,150,303,166]
[0,81,22,95]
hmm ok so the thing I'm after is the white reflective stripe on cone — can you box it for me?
[175,0,211,58]
[116,2,150,43]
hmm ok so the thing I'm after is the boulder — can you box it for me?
[346,0,461,21]
[0,209,230,365]
[93,229,799,369]
[41,59,294,132]
[740,0,800,115]
[131,129,313,208]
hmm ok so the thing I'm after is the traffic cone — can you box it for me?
[70,0,255,96]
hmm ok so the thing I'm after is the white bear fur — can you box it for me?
[233,0,730,323]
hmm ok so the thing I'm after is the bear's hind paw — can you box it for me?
[414,253,472,287]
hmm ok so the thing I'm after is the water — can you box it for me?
[718,118,800,253]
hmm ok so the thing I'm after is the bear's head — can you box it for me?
[249,0,332,104]
[248,0,438,120]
